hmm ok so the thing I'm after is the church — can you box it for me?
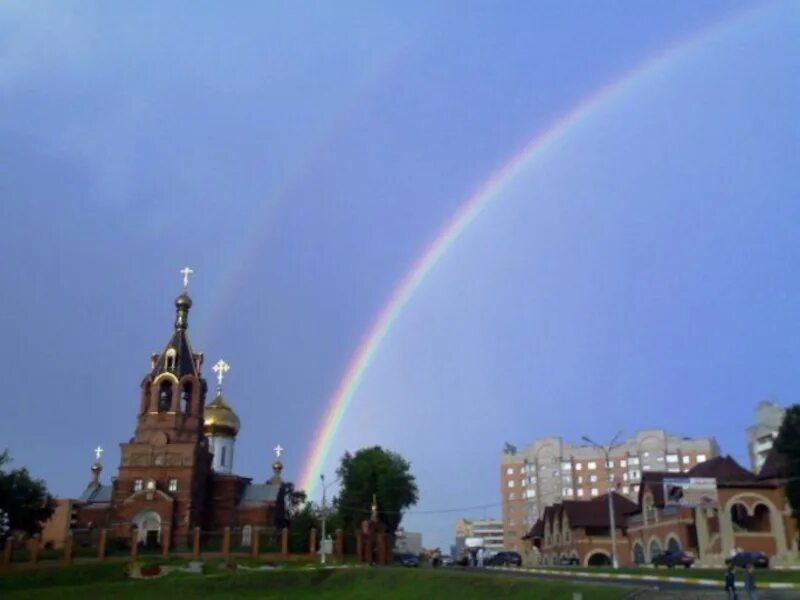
[71,272,287,549]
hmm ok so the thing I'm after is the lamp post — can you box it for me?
[581,431,622,569]
[319,474,340,564]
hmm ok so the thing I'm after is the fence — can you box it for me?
[0,527,347,570]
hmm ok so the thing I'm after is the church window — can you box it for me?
[168,479,178,492]
[146,478,156,491]
[181,383,192,413]
[134,479,143,492]
[165,348,177,370]
[241,525,252,547]
[221,446,227,467]
[158,382,172,412]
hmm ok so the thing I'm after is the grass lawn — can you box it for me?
[0,563,632,599]
[536,565,800,583]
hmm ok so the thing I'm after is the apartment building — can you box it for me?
[747,399,786,473]
[500,430,719,552]
[454,518,504,557]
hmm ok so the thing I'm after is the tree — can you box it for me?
[774,404,800,527]
[335,446,418,535]
[276,481,307,528]
[0,451,55,536]
[288,501,321,553]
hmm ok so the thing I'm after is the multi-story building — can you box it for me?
[500,430,719,552]
[747,399,786,473]
[454,518,504,557]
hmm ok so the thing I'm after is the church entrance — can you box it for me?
[133,510,162,546]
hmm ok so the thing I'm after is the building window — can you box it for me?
[561,462,572,471]
[656,456,664,462]
[575,463,582,471]
[628,457,639,466]
[621,459,627,468]
[146,478,156,491]
[667,454,678,463]
[643,451,650,458]
[508,480,515,488]
[563,488,573,496]
[134,479,143,492]
[697,454,707,463]
[607,460,614,468]
[577,476,583,484]
[168,479,178,492]
[591,488,598,497]
[506,467,515,475]
[588,461,597,470]
[682,455,690,465]
[577,489,584,497]
[590,474,598,483]
[623,472,628,481]
[508,493,515,501]
[221,446,227,467]
[622,485,630,494]
[609,474,615,482]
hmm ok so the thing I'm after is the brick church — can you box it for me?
[71,278,286,548]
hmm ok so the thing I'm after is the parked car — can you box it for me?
[651,550,694,568]
[485,551,522,567]
[557,556,580,566]
[726,551,769,568]
[440,555,454,567]
[394,553,420,567]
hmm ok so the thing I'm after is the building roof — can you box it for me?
[78,483,112,504]
[758,449,788,481]
[239,482,281,504]
[148,293,202,381]
[687,455,760,485]
[527,492,637,539]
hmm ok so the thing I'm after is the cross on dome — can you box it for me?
[212,359,230,386]
[274,444,284,458]
[94,446,103,462]
[180,266,194,289]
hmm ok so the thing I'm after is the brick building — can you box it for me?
[70,286,286,549]
[501,430,718,551]
[525,453,799,567]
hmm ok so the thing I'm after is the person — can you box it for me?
[744,564,757,600]
[477,547,485,568]
[724,564,737,600]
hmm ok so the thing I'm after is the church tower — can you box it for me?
[203,359,240,474]
[110,268,212,547]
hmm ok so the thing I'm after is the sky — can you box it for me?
[0,1,798,551]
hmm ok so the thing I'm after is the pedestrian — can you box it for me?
[477,547,485,568]
[724,564,737,600]
[744,564,757,600]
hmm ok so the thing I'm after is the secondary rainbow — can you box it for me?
[299,4,774,497]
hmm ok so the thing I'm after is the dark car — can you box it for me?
[557,556,580,566]
[651,550,694,568]
[485,551,522,567]
[394,553,420,567]
[726,551,769,569]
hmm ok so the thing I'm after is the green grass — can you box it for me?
[0,564,631,599]
[535,564,800,583]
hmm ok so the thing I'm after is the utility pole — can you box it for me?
[582,431,622,570]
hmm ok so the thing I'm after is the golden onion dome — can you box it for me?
[203,390,240,437]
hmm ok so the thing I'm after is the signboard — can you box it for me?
[662,478,718,508]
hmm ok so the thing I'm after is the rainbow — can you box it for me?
[297,4,776,497]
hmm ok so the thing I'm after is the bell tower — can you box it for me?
[111,268,212,547]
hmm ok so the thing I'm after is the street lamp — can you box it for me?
[581,431,623,569]
[319,474,340,564]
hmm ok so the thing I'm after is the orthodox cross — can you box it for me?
[94,446,104,462]
[180,266,194,289]
[273,444,284,458]
[212,359,230,386]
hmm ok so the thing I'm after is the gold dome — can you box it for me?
[203,390,240,437]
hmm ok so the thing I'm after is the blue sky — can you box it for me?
[1,1,798,550]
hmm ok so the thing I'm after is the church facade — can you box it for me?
[72,282,286,549]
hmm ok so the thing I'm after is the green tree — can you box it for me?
[335,446,418,535]
[774,404,800,527]
[288,501,321,553]
[0,451,55,535]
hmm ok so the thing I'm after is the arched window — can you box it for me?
[667,537,681,553]
[158,381,172,413]
[241,525,252,547]
[181,382,192,413]
[633,543,645,564]
[165,348,177,371]
[649,539,661,561]
[731,502,771,533]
